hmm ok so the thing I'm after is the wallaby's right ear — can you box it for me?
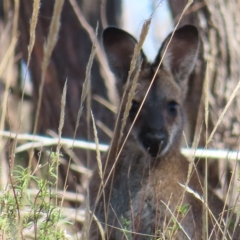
[102,27,146,85]
[155,25,199,92]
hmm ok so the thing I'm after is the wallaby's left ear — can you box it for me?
[102,27,147,88]
[155,25,199,85]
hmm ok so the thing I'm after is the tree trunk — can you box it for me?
[168,0,240,195]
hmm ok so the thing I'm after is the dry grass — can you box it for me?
[33,0,64,136]
[0,0,240,239]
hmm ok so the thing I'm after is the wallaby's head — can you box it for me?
[103,25,199,157]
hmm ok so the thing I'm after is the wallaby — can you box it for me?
[88,25,239,240]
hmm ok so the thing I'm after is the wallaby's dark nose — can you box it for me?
[140,128,167,157]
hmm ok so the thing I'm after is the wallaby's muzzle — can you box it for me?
[140,127,167,157]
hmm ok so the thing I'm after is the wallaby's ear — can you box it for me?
[102,27,146,86]
[155,25,199,88]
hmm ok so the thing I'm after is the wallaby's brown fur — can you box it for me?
[89,25,240,239]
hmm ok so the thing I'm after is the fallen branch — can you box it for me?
[0,130,240,160]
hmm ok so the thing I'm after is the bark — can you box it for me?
[168,0,240,192]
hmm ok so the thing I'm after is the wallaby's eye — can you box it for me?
[167,101,178,117]
[130,100,140,114]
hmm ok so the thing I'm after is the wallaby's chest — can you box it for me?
[108,154,202,239]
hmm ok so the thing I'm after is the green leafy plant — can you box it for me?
[0,151,70,239]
